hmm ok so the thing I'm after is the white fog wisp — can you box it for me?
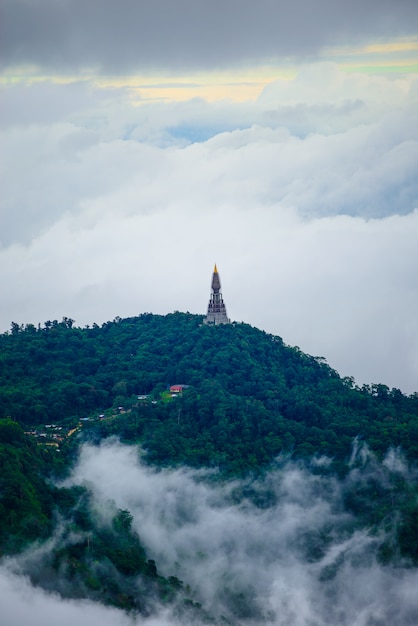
[56,440,418,625]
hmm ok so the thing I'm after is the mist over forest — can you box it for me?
[1,313,418,625]
[2,439,418,625]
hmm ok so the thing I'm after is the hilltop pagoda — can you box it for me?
[204,264,230,325]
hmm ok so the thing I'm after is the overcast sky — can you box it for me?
[2,0,418,73]
[1,0,418,392]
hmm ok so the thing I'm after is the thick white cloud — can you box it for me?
[0,565,133,626]
[0,563,180,625]
[259,63,415,107]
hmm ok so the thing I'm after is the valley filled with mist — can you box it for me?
[3,439,418,626]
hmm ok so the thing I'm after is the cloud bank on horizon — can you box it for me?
[1,0,418,393]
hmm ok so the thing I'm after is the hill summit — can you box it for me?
[1,312,417,474]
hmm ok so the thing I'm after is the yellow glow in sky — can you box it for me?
[359,41,418,55]
[93,65,295,103]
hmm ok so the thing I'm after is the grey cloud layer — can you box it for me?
[2,0,418,72]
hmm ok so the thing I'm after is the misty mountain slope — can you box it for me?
[3,311,418,566]
[2,314,418,623]
[62,440,418,626]
[0,420,208,618]
[4,437,418,626]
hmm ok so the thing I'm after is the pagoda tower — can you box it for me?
[204,264,230,325]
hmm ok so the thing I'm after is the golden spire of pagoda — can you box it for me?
[214,263,218,273]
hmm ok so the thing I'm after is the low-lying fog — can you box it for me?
[2,439,418,625]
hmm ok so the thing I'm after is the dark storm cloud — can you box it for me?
[1,0,417,73]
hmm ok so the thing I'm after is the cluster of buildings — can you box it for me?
[25,424,67,448]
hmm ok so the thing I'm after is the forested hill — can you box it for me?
[3,312,418,617]
[1,312,418,473]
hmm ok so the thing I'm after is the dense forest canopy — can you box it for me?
[1,312,417,471]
